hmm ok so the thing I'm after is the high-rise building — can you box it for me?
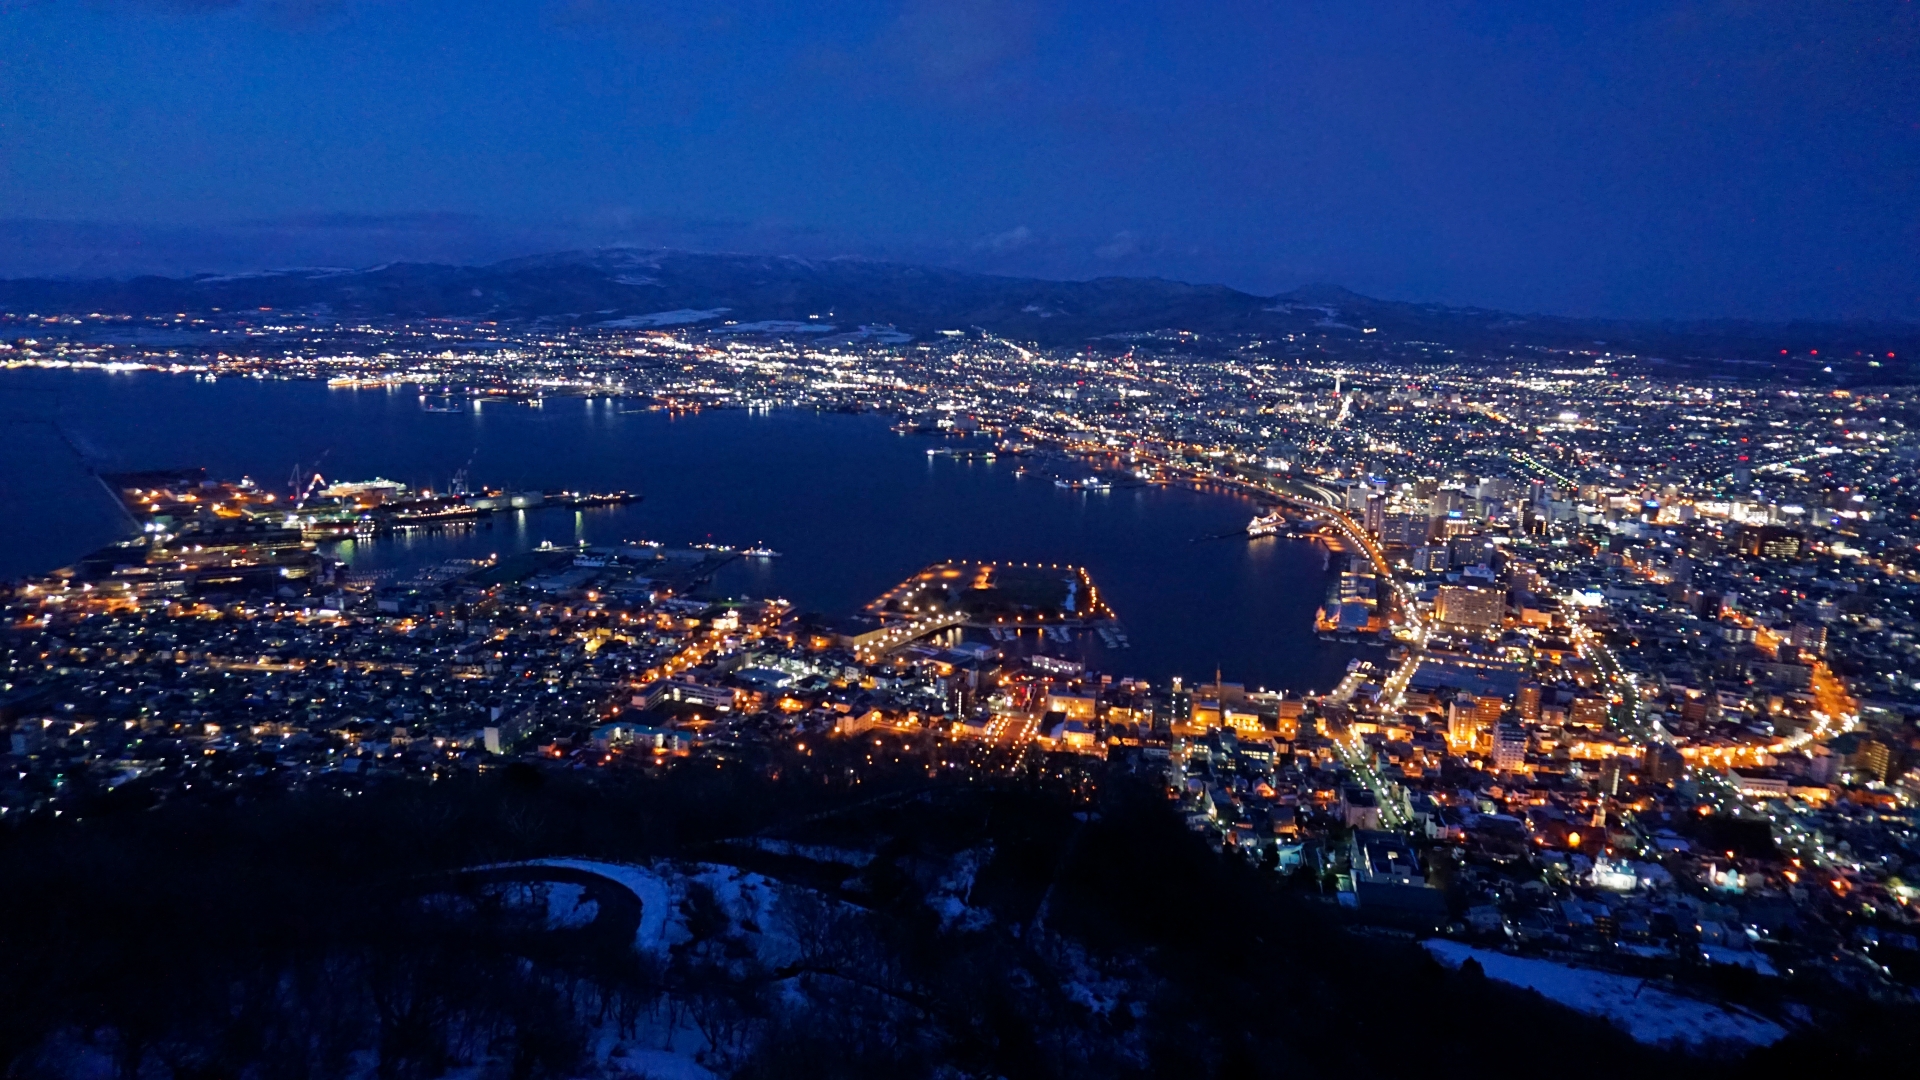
[1789,624,1828,653]
[1516,682,1542,722]
[1861,739,1893,783]
[1493,723,1528,771]
[1474,695,1505,727]
[1381,512,1430,548]
[1738,526,1805,560]
[1435,585,1503,630]
[1447,699,1490,753]
[1569,696,1609,727]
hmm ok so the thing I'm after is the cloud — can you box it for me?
[1094,230,1139,261]
[973,225,1034,254]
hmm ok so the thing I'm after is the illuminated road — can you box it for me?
[1570,620,1650,741]
[976,710,1040,773]
[1333,730,1412,830]
[853,610,969,663]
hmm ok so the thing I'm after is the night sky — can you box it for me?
[1,1,1914,320]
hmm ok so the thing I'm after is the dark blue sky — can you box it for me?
[1,0,1914,319]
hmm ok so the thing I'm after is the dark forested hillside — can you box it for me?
[0,757,1909,1080]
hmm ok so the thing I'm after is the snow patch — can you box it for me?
[1699,944,1778,976]
[836,324,913,344]
[601,1047,718,1080]
[541,881,598,929]
[519,858,677,953]
[858,324,914,344]
[678,862,821,967]
[718,320,838,334]
[1424,940,1786,1050]
[192,267,357,284]
[599,308,729,328]
[731,837,876,867]
[505,858,840,966]
[925,847,994,932]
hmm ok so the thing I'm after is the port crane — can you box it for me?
[288,467,329,508]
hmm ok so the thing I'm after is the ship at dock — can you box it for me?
[268,472,645,540]
[1247,510,1284,537]
[1053,474,1112,492]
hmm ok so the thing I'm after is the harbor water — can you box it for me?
[0,370,1372,693]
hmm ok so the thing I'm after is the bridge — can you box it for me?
[850,610,970,661]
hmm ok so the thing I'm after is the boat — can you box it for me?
[1055,475,1112,491]
[301,518,375,540]
[552,490,642,508]
[1247,511,1284,537]
[742,546,781,558]
[419,395,466,413]
[385,505,482,525]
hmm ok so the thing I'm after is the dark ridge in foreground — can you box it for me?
[4,247,1915,361]
[0,761,1911,1080]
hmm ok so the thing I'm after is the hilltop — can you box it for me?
[4,247,1914,364]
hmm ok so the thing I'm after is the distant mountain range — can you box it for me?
[4,248,1914,366]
